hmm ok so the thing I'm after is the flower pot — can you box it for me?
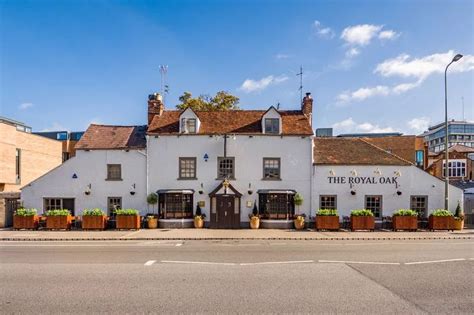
[315,216,340,231]
[82,215,107,230]
[46,215,72,230]
[249,216,260,229]
[392,216,418,231]
[350,216,375,231]
[13,215,39,230]
[294,216,305,230]
[147,217,158,229]
[116,215,141,230]
[429,216,454,231]
[194,216,204,229]
[453,219,464,231]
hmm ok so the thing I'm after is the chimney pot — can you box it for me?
[302,92,313,126]
[148,93,165,125]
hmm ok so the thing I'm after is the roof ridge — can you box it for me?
[88,124,146,128]
[359,138,413,166]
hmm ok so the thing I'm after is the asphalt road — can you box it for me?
[1,240,473,314]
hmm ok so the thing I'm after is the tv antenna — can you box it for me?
[159,65,169,103]
[296,65,303,104]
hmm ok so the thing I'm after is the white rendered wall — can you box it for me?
[21,150,147,215]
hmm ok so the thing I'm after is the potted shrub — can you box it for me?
[315,209,339,231]
[194,205,206,229]
[429,209,454,231]
[293,193,305,230]
[392,209,418,231]
[453,202,464,231]
[249,203,260,229]
[116,209,141,230]
[350,209,375,231]
[82,208,107,230]
[45,209,72,230]
[13,208,39,230]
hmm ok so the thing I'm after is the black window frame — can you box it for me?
[217,157,235,179]
[15,148,21,184]
[107,197,122,216]
[259,193,295,220]
[319,195,337,210]
[365,195,382,218]
[106,164,122,180]
[158,193,193,219]
[263,158,281,180]
[410,195,428,218]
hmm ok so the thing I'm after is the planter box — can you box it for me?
[116,215,140,230]
[46,215,72,230]
[82,215,107,230]
[429,216,454,231]
[13,215,39,230]
[315,216,340,231]
[350,216,375,231]
[392,216,418,231]
[453,219,464,231]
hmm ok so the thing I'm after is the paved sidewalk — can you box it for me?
[0,228,472,241]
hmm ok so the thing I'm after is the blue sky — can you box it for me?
[1,0,473,135]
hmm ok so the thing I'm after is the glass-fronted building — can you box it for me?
[423,121,474,153]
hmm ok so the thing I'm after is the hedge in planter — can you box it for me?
[429,209,454,231]
[315,209,339,231]
[392,209,418,232]
[350,209,375,231]
[116,209,141,230]
[45,209,72,230]
[82,208,107,230]
[13,208,39,230]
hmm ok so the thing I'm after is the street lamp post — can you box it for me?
[444,53,463,210]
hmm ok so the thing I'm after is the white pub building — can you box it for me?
[21,93,463,228]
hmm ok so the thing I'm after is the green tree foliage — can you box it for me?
[176,91,240,111]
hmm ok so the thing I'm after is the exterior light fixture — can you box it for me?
[223,178,230,194]
[329,169,335,176]
[248,183,253,195]
[84,184,91,195]
[130,183,136,196]
[394,170,402,177]
[350,169,357,176]
[199,183,204,195]
[350,190,356,195]
[374,168,382,175]
[396,191,402,196]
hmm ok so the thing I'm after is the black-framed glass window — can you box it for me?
[179,157,197,179]
[263,158,281,180]
[265,118,280,134]
[365,195,382,218]
[218,157,235,179]
[410,196,428,218]
[158,193,193,219]
[259,193,295,220]
[44,198,75,215]
[107,197,122,216]
[319,195,337,210]
[107,164,122,180]
[15,148,21,183]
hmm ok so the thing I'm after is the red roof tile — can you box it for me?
[75,125,146,150]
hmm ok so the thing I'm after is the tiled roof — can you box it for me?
[75,124,147,150]
[313,138,412,165]
[147,110,313,135]
[364,136,417,163]
[430,144,474,157]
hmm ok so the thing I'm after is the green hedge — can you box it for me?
[14,208,37,217]
[431,209,453,217]
[83,208,105,216]
[316,209,338,216]
[45,209,71,216]
[393,209,418,217]
[115,209,139,216]
[351,209,374,217]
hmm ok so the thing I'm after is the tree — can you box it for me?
[176,91,239,111]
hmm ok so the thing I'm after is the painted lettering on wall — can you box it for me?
[328,176,398,186]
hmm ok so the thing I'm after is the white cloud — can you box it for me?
[239,75,289,93]
[345,47,360,58]
[341,24,383,46]
[19,102,33,110]
[313,20,335,38]
[407,117,430,134]
[378,30,399,40]
[392,80,422,94]
[337,85,390,103]
[41,122,68,132]
[375,50,474,81]
[332,117,396,134]
[275,53,290,60]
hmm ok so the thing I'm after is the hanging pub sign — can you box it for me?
[327,176,399,188]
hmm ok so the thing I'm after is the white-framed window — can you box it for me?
[180,118,197,134]
[264,118,280,134]
[443,159,466,177]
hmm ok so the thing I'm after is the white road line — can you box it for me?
[161,260,236,266]
[175,243,183,247]
[239,260,314,266]
[404,258,466,265]
[469,258,474,260]
[144,260,156,266]
[318,260,400,265]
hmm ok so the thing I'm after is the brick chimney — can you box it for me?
[302,92,313,126]
[148,93,164,125]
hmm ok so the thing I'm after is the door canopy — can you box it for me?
[209,179,242,197]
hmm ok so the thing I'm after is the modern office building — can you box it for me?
[34,131,85,161]
[422,120,474,153]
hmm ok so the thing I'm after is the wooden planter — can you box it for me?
[392,216,418,231]
[82,215,107,230]
[46,215,72,230]
[116,215,141,230]
[315,216,340,231]
[350,216,375,231]
[249,217,260,229]
[429,216,454,231]
[13,215,39,230]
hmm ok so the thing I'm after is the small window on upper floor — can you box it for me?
[107,164,122,180]
[181,118,197,134]
[265,118,280,134]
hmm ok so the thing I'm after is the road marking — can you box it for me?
[144,260,156,266]
[175,243,183,247]
[240,260,314,266]
[404,258,466,265]
[161,260,236,266]
[318,260,400,265]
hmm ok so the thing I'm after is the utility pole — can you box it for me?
[296,66,303,104]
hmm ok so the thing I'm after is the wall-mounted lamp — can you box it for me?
[203,153,209,162]
[199,183,204,195]
[350,190,356,195]
[84,184,91,195]
[394,170,402,177]
[374,168,382,176]
[130,183,136,196]
[232,134,236,140]
[396,191,402,196]
[248,183,253,195]
[329,169,336,176]
[350,169,358,177]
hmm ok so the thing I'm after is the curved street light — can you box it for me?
[444,53,463,210]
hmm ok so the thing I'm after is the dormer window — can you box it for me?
[181,118,197,134]
[265,118,280,134]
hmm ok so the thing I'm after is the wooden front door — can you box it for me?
[216,195,238,229]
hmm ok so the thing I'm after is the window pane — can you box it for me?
[365,196,382,218]
[218,157,235,179]
[259,193,294,219]
[265,118,279,134]
[159,193,193,219]
[263,158,280,179]
[107,164,122,180]
[320,195,336,210]
[410,196,427,218]
[179,158,196,178]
